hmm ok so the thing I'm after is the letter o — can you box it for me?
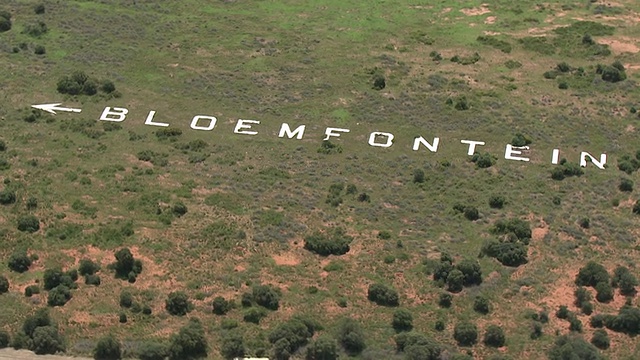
[368,132,394,148]
[190,115,217,131]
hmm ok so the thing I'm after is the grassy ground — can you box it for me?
[1,0,640,359]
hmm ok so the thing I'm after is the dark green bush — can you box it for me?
[595,281,613,303]
[137,342,167,360]
[473,296,491,314]
[0,275,8,294]
[336,317,366,355]
[306,335,338,360]
[168,318,207,360]
[252,284,281,311]
[93,334,121,360]
[438,293,452,308]
[243,307,268,324]
[367,283,399,306]
[85,274,100,286]
[165,291,193,316]
[0,189,16,204]
[453,321,478,346]
[548,335,603,360]
[576,261,609,287]
[0,329,9,348]
[24,285,40,297]
[619,178,634,192]
[17,215,40,233]
[481,240,528,267]
[556,305,570,319]
[78,259,100,276]
[392,308,413,332]
[483,325,505,347]
[304,228,352,256]
[47,285,72,307]
[34,45,45,55]
[591,329,609,350]
[212,296,232,315]
[0,15,11,32]
[489,195,505,209]
[446,269,465,293]
[8,251,32,273]
[23,21,47,37]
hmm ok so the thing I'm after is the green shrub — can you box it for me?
[392,309,413,332]
[0,275,8,294]
[93,334,121,360]
[481,240,528,267]
[34,45,45,55]
[483,325,505,347]
[0,189,16,204]
[168,318,208,360]
[47,285,72,307]
[252,285,281,310]
[367,283,399,306]
[446,269,465,293]
[85,274,101,286]
[0,329,9,348]
[306,335,338,360]
[243,307,268,324]
[0,16,11,32]
[336,317,366,355]
[78,259,100,276]
[471,152,496,168]
[165,291,193,316]
[137,342,167,360]
[453,321,478,346]
[473,296,491,314]
[304,228,352,256]
[619,178,634,192]
[17,215,40,233]
[556,305,570,319]
[413,168,425,183]
[548,335,602,360]
[212,296,232,315]
[438,293,452,308]
[575,261,609,287]
[476,36,512,53]
[591,329,609,350]
[23,21,47,37]
[595,281,613,303]
[25,285,40,297]
[8,251,32,273]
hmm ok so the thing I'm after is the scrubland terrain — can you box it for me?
[1,1,640,359]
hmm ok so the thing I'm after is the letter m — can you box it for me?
[278,123,306,140]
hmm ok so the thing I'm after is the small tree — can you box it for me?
[413,169,425,183]
[336,318,366,355]
[0,189,16,204]
[93,334,121,360]
[575,261,609,287]
[0,275,8,294]
[243,307,267,324]
[47,285,72,307]
[595,281,613,303]
[17,215,40,233]
[591,329,609,350]
[252,285,281,310]
[167,318,208,360]
[212,296,232,315]
[489,195,505,209]
[137,342,167,360]
[0,329,9,348]
[619,178,634,192]
[31,326,65,355]
[453,321,478,346]
[473,295,491,314]
[78,259,100,276]
[392,309,414,332]
[165,291,193,316]
[548,335,602,360]
[119,291,133,308]
[446,269,464,293]
[220,331,244,359]
[367,283,399,307]
[438,293,452,308]
[306,335,339,360]
[483,325,505,347]
[8,251,32,273]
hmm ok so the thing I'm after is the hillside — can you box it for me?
[1,0,640,359]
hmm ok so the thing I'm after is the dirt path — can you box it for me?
[0,349,92,360]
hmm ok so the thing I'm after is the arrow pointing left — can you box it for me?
[31,103,82,115]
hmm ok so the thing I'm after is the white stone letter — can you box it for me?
[234,119,260,135]
[505,144,530,162]
[279,123,306,139]
[580,152,607,169]
[368,132,394,148]
[413,136,440,152]
[551,149,560,164]
[190,115,217,131]
[323,127,350,140]
[99,107,128,122]
[144,110,169,127]
[461,140,485,155]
